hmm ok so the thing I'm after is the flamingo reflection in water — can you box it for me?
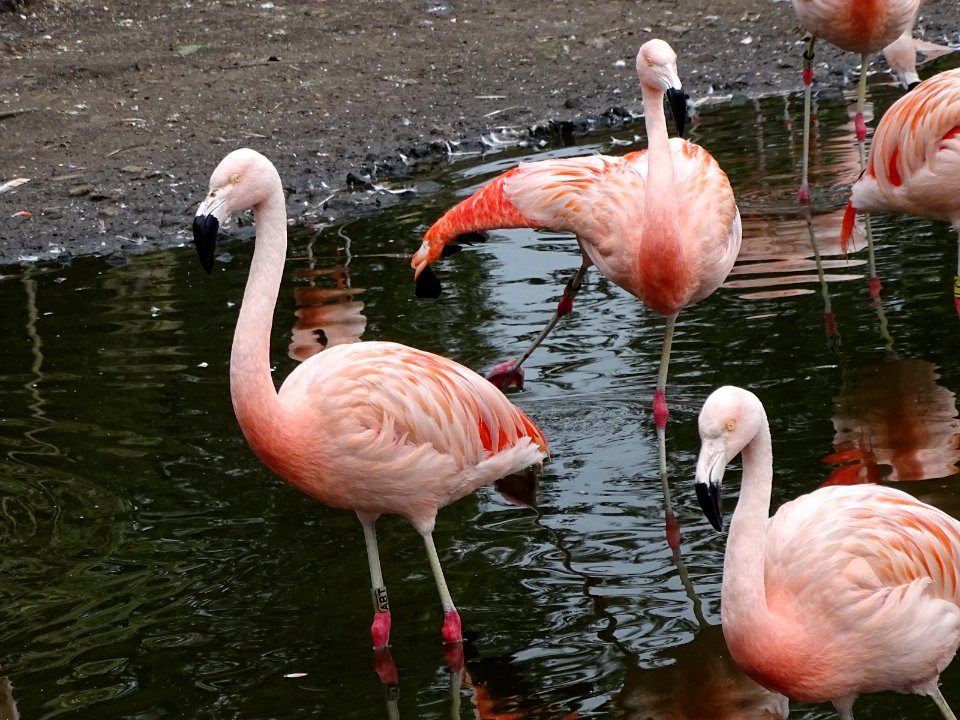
[823,359,960,486]
[615,624,788,719]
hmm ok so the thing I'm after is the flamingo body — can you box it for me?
[842,68,960,313]
[193,148,548,649]
[792,0,917,55]
[412,138,741,320]
[696,386,960,718]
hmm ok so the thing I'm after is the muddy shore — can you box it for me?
[1,0,957,265]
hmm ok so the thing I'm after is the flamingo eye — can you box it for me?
[230,172,242,184]
[725,419,737,432]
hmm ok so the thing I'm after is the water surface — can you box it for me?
[1,59,960,720]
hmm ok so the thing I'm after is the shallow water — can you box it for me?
[2,60,960,720]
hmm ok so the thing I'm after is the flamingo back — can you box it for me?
[274,341,548,532]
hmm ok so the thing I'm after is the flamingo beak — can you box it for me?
[192,213,220,274]
[695,444,726,531]
[666,87,688,137]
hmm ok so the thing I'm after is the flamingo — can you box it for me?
[192,148,549,650]
[411,39,741,533]
[841,67,960,315]
[695,385,960,720]
[882,26,923,90]
[791,0,920,203]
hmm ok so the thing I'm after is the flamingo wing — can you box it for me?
[763,484,960,688]
[855,68,960,218]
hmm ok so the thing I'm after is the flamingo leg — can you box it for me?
[360,513,392,649]
[423,531,463,645]
[954,230,960,316]
[932,686,959,720]
[486,258,590,390]
[654,313,679,552]
[853,52,882,300]
[798,34,816,204]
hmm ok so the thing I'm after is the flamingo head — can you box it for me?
[193,148,281,273]
[694,386,767,531]
[636,39,688,136]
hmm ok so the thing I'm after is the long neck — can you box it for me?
[722,421,775,626]
[229,188,290,458]
[640,86,683,306]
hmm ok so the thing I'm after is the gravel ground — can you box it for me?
[0,0,957,265]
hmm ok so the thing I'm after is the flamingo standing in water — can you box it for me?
[841,67,960,316]
[791,0,920,203]
[411,39,741,530]
[192,148,549,650]
[695,385,960,720]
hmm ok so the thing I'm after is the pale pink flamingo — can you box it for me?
[192,148,549,650]
[792,0,920,203]
[841,67,960,315]
[696,385,960,720]
[411,39,741,533]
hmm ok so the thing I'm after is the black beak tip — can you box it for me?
[415,265,443,299]
[192,214,220,274]
[666,87,689,137]
[695,482,723,532]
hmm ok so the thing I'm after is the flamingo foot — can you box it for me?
[665,510,681,559]
[372,647,399,687]
[797,185,811,204]
[854,112,867,143]
[442,609,463,645]
[371,610,392,650]
[653,389,669,431]
[485,360,525,391]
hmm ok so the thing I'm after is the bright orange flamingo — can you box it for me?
[791,0,919,203]
[841,67,960,315]
[192,148,549,650]
[411,39,741,534]
[696,385,960,720]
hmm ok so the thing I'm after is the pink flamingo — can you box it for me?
[192,148,549,650]
[696,385,960,720]
[841,67,960,315]
[791,0,920,203]
[411,39,741,532]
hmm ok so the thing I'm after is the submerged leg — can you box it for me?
[359,513,392,649]
[954,230,960,317]
[798,34,816,204]
[486,258,591,390]
[423,531,463,645]
[654,313,679,553]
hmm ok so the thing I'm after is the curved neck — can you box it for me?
[722,420,775,625]
[229,188,290,455]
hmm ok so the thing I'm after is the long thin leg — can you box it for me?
[423,531,463,645]
[359,513,392,649]
[932,686,959,720]
[954,230,960,316]
[486,257,591,390]
[798,34,816,204]
[654,313,679,553]
[854,52,881,299]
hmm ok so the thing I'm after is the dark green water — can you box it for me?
[1,63,959,720]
